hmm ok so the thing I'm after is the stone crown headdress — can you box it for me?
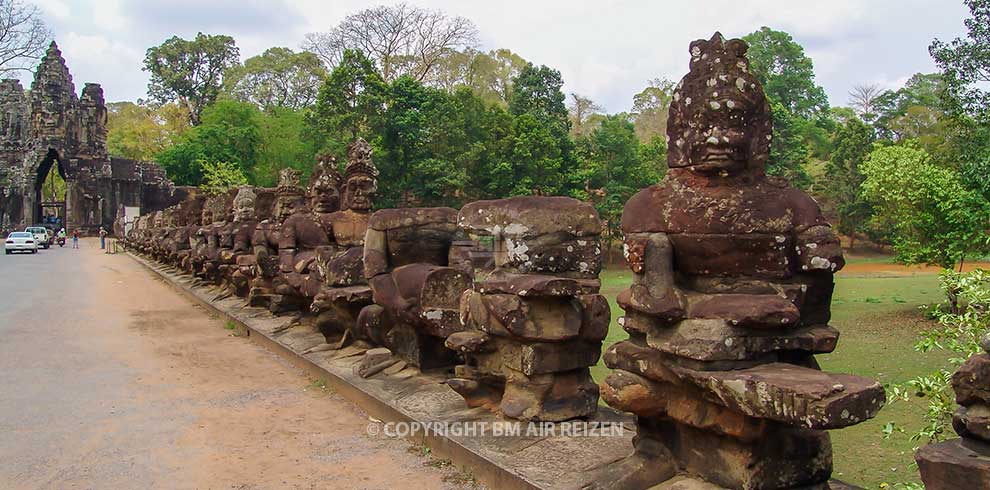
[276,167,305,199]
[666,32,772,170]
[345,138,379,181]
[233,186,257,208]
[310,154,343,191]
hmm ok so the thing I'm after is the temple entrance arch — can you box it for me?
[33,148,67,227]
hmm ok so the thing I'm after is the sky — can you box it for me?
[22,0,972,113]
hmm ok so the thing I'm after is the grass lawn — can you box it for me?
[592,256,957,489]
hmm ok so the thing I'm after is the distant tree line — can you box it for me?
[110,1,990,267]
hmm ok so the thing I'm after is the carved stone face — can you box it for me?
[232,188,257,222]
[344,175,376,211]
[200,207,213,226]
[153,211,163,228]
[667,34,772,176]
[310,176,340,214]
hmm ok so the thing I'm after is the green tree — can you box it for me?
[200,160,248,195]
[573,115,661,248]
[255,107,320,187]
[156,100,262,186]
[508,63,575,194]
[742,27,829,118]
[143,33,240,125]
[309,49,387,149]
[824,118,875,248]
[766,99,812,187]
[630,78,674,143]
[930,0,990,122]
[106,101,190,160]
[224,47,327,112]
[860,143,990,269]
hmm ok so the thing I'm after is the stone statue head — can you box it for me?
[309,155,343,214]
[667,32,772,176]
[274,167,305,224]
[232,186,257,222]
[152,211,163,228]
[343,138,379,211]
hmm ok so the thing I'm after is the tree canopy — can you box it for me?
[143,33,240,125]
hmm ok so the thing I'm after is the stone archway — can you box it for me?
[32,148,67,226]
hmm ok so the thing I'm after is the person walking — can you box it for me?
[99,227,107,249]
[72,229,79,249]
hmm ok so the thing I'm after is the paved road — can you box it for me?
[0,239,469,490]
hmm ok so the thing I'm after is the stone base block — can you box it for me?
[916,438,990,490]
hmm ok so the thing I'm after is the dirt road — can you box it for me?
[0,239,475,490]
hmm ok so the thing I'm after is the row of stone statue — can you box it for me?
[124,33,984,490]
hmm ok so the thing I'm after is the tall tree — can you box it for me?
[143,33,240,125]
[630,78,674,143]
[861,143,990,268]
[224,47,327,112]
[930,0,990,121]
[567,93,603,137]
[508,63,574,193]
[106,101,190,160]
[309,49,388,148]
[743,27,829,118]
[824,118,875,248]
[0,0,50,75]
[303,3,477,84]
[509,64,570,136]
[848,84,884,123]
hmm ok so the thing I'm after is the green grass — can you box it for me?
[592,266,951,489]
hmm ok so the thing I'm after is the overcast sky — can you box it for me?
[24,0,971,113]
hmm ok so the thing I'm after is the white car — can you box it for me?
[25,226,51,249]
[5,231,38,254]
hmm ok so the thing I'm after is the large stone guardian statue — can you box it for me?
[597,33,885,490]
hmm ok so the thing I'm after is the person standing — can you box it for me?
[72,229,79,249]
[99,227,107,249]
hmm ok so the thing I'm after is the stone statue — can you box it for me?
[447,196,608,421]
[916,336,990,489]
[357,207,470,369]
[596,33,885,490]
[222,186,260,297]
[310,147,376,345]
[249,168,303,310]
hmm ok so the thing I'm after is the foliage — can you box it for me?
[742,27,829,119]
[824,117,875,246]
[309,49,388,146]
[568,93,604,137]
[0,0,50,75]
[302,3,477,83]
[630,78,674,144]
[573,115,662,242]
[872,73,948,145]
[765,99,812,188]
[223,47,327,112]
[156,100,261,185]
[885,269,990,444]
[143,32,240,125]
[860,143,990,268]
[106,101,191,161]
[930,0,990,122]
[200,160,247,196]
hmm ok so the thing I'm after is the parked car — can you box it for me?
[25,226,51,249]
[5,231,38,254]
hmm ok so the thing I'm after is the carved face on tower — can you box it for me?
[273,168,304,224]
[343,138,379,211]
[667,33,772,176]
[232,186,257,222]
[309,155,342,214]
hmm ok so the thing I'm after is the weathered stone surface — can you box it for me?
[953,354,990,406]
[686,293,801,329]
[646,321,840,361]
[954,405,990,442]
[1,42,182,234]
[598,33,878,489]
[916,438,990,490]
[674,363,885,429]
[355,347,397,378]
[499,368,599,422]
[450,196,605,421]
